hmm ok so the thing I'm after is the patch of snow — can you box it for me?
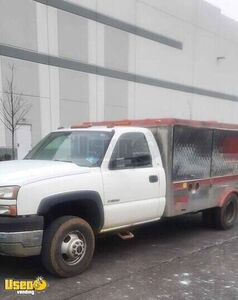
[180,280,191,286]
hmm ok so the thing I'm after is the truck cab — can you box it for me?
[0,125,166,277]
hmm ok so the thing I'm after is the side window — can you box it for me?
[109,132,152,169]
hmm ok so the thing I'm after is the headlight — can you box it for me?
[0,186,20,199]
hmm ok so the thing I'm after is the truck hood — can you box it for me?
[0,160,90,186]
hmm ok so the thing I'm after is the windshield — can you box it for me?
[25,131,113,167]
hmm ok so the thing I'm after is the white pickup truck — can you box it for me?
[0,118,238,277]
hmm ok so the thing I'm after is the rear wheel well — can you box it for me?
[219,191,238,207]
[203,192,238,230]
[231,192,238,201]
[41,199,102,233]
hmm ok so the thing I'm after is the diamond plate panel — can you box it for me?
[173,126,213,181]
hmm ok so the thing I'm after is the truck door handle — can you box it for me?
[149,175,158,183]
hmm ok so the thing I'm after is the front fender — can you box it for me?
[37,190,104,230]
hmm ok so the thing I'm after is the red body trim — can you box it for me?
[211,175,238,185]
[173,175,238,191]
[175,196,189,204]
[173,179,211,191]
[72,118,238,131]
[218,189,238,207]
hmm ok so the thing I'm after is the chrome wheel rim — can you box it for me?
[61,231,86,265]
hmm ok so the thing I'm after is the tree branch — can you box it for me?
[0,64,32,159]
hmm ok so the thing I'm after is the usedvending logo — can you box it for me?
[4,276,48,295]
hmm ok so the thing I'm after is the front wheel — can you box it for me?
[41,216,95,277]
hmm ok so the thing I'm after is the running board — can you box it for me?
[117,231,134,240]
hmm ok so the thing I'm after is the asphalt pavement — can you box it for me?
[1,214,238,300]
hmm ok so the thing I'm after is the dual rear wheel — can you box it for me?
[202,193,238,230]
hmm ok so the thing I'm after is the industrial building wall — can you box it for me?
[0,0,238,150]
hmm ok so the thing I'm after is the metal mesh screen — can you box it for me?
[172,126,213,181]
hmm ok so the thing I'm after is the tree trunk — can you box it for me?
[11,130,15,160]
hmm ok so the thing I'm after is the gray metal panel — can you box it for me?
[27,98,42,146]
[104,27,129,72]
[104,106,127,121]
[34,0,183,50]
[60,100,89,127]
[173,126,213,181]
[59,68,89,102]
[0,44,238,102]
[104,77,128,120]
[0,0,37,50]
[104,77,128,107]
[1,57,40,97]
[58,10,88,62]
[150,126,174,217]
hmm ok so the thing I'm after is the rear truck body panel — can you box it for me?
[148,121,238,217]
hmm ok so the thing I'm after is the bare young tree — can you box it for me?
[0,64,31,159]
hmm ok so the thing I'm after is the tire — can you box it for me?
[41,216,95,278]
[214,194,238,230]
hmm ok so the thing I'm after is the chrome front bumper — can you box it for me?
[0,230,43,257]
[0,215,44,257]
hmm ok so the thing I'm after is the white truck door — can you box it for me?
[102,130,166,230]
